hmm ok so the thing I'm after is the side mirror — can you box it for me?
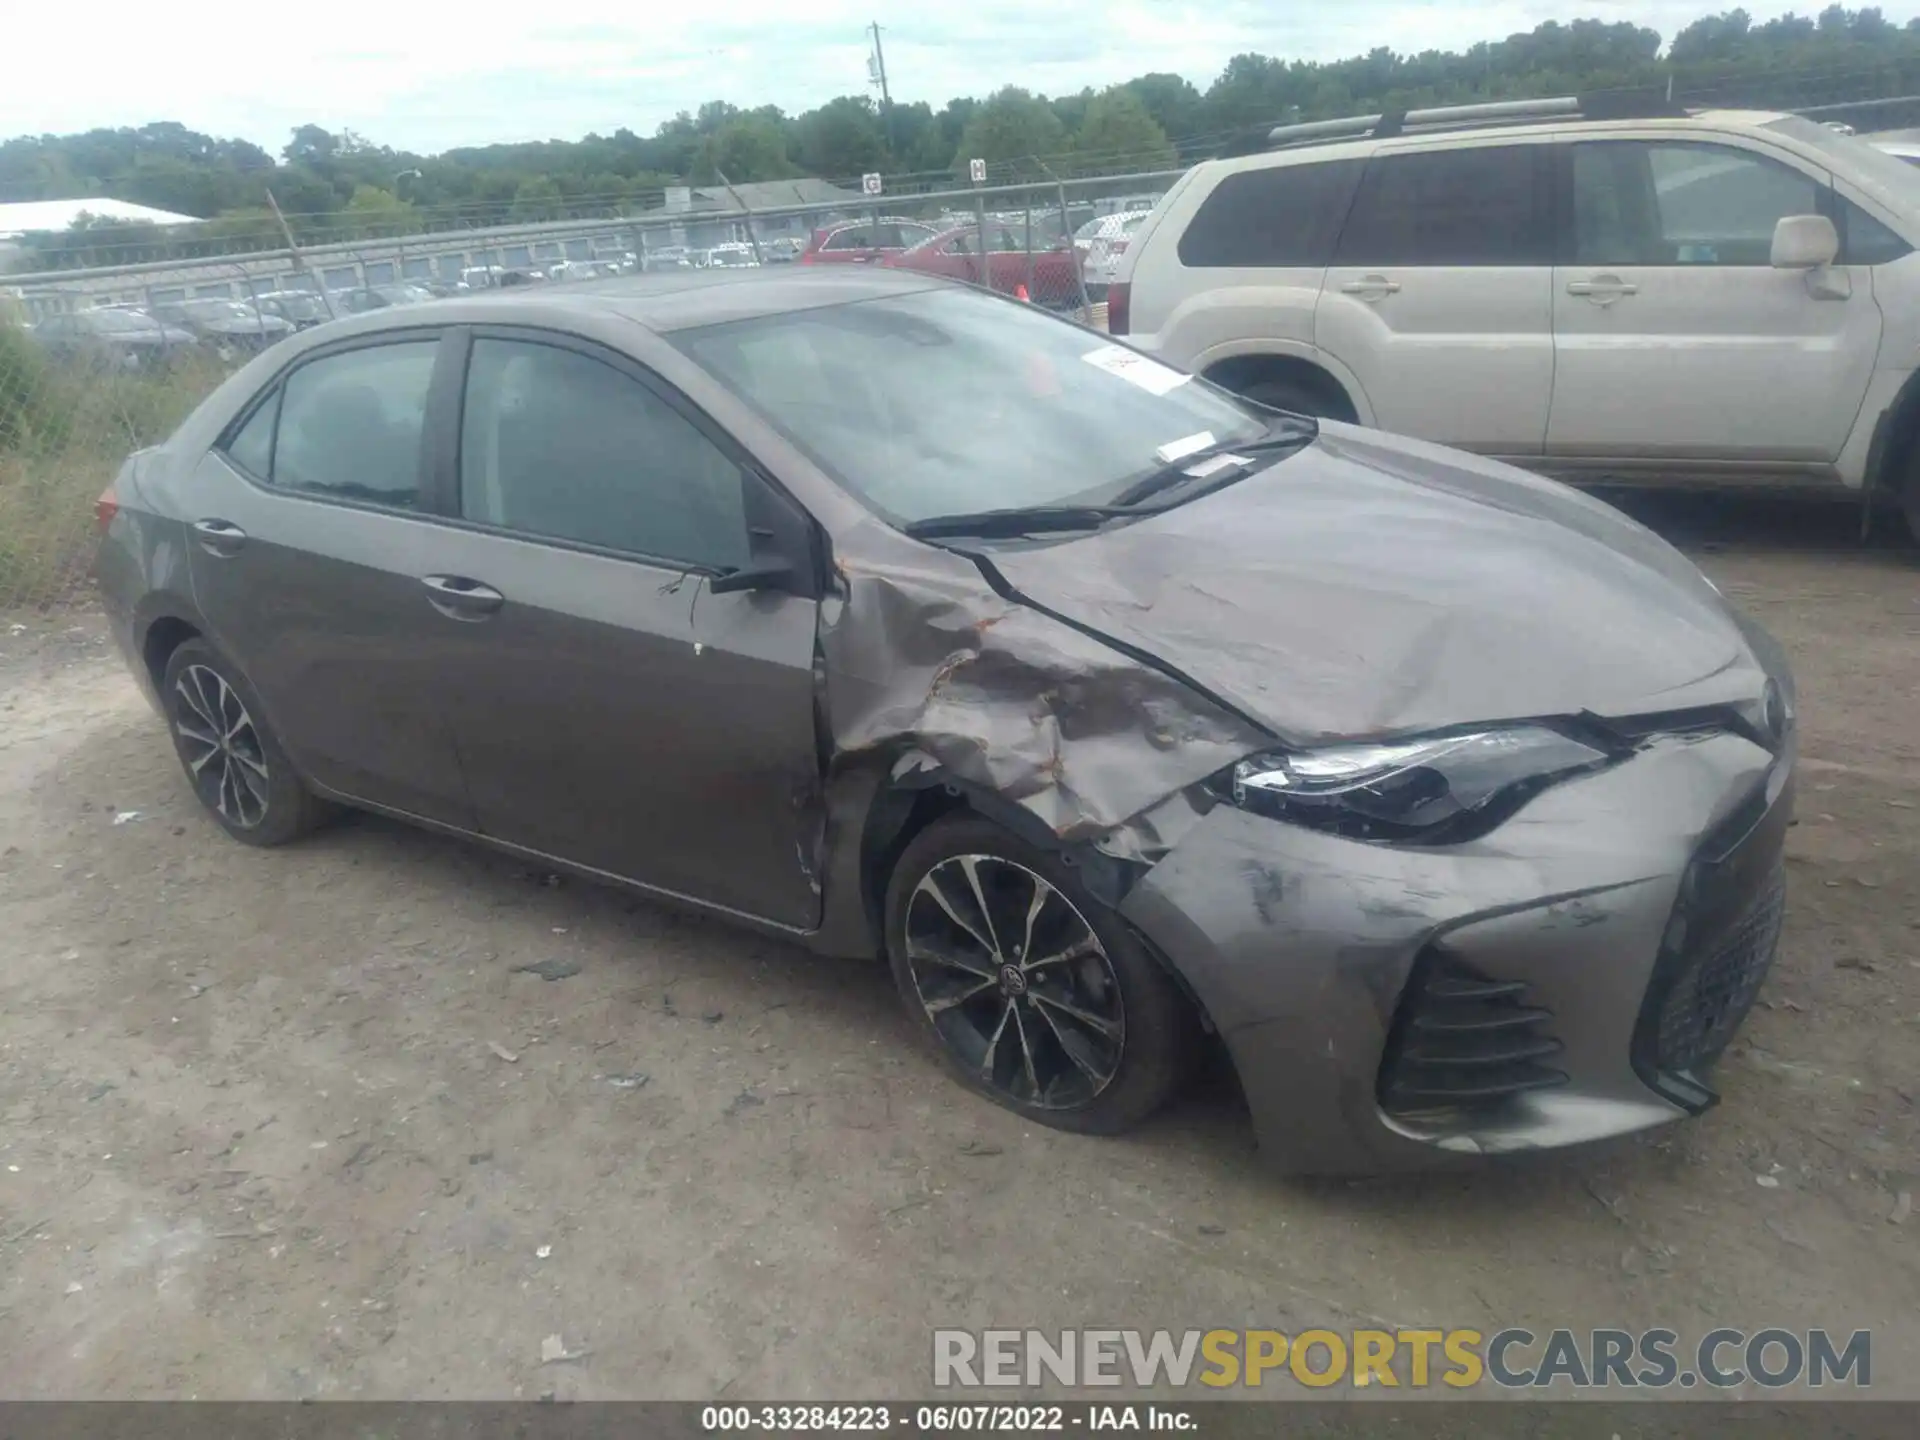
[1771,214,1839,270]
[708,557,795,595]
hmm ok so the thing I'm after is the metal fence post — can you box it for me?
[973,186,990,293]
[1023,200,1034,298]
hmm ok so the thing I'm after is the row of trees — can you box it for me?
[7,7,1920,270]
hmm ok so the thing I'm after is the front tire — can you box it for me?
[884,815,1198,1134]
[160,638,331,847]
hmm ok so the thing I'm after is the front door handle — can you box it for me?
[421,574,504,620]
[192,518,247,556]
[1340,275,1401,300]
[1567,275,1639,304]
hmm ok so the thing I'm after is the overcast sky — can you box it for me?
[8,1,1919,155]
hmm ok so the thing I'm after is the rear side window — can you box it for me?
[270,341,437,506]
[1178,159,1363,268]
[1336,147,1549,266]
[222,391,279,478]
[822,228,871,252]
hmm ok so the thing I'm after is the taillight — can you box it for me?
[798,250,816,264]
[94,484,119,532]
[1107,281,1130,336]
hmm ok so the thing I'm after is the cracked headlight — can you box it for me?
[1228,727,1616,843]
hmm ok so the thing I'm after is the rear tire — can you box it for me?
[160,638,331,847]
[884,814,1199,1135]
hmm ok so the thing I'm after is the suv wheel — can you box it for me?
[884,815,1198,1133]
[161,638,331,847]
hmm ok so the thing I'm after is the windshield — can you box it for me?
[1767,116,1920,198]
[676,286,1270,526]
[187,301,258,320]
[86,309,159,332]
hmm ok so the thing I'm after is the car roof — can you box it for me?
[311,266,952,337]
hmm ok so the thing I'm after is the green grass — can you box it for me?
[0,324,228,609]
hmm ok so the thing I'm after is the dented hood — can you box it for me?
[977,423,1766,743]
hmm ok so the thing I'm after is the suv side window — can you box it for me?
[458,337,748,571]
[1178,158,1363,267]
[1571,142,1822,265]
[270,340,437,506]
[1336,146,1548,266]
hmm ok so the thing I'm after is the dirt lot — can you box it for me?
[0,496,1916,1401]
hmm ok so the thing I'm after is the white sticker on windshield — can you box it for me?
[1081,344,1190,396]
[1154,431,1215,464]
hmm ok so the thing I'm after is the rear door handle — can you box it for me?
[1567,276,1639,303]
[421,574,504,620]
[1340,275,1401,300]
[192,518,247,556]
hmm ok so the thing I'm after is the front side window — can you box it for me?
[1572,142,1822,266]
[271,341,437,506]
[1336,146,1548,266]
[675,285,1269,527]
[458,338,747,571]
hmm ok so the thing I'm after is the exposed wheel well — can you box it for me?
[141,616,201,691]
[1870,374,1920,539]
[1202,354,1359,422]
[859,783,967,944]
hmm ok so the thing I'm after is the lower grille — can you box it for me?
[1651,864,1785,1075]
[1378,951,1567,1118]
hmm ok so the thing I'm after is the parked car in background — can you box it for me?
[152,299,293,355]
[32,307,196,366]
[1114,96,1920,539]
[882,223,1083,306]
[642,246,692,272]
[703,243,760,269]
[1074,210,1153,298]
[253,291,335,329]
[1873,137,1920,167]
[798,218,938,266]
[337,284,436,315]
[761,237,806,263]
[93,267,1797,1174]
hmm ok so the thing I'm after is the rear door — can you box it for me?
[185,332,475,825]
[1318,141,1557,454]
[1546,137,1883,467]
[419,329,823,927]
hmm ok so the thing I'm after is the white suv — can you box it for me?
[1112,98,1920,537]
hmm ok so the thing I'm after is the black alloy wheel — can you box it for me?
[885,815,1198,1133]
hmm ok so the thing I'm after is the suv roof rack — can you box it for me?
[1265,90,1686,150]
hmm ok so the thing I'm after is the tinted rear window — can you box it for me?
[1178,159,1363,268]
[1335,146,1549,266]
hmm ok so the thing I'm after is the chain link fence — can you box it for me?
[1,171,1172,613]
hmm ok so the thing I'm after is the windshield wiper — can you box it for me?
[1107,425,1318,510]
[901,504,1124,540]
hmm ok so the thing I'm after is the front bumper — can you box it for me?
[1120,729,1793,1174]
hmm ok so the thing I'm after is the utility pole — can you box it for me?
[868,22,894,159]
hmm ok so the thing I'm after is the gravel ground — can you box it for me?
[0,496,1915,1400]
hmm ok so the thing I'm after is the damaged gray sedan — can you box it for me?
[95,268,1796,1173]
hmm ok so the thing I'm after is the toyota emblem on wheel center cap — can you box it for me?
[999,964,1027,996]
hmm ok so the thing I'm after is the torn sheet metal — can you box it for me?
[815,523,1269,852]
[980,422,1770,745]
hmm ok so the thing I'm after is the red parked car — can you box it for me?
[797,218,939,266]
[880,223,1083,307]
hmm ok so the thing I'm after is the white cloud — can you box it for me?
[4,1,1916,154]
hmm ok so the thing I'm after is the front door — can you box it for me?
[1547,138,1882,466]
[186,332,475,827]
[1316,141,1557,454]
[424,330,823,928]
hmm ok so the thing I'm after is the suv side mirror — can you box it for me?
[1771,214,1839,269]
